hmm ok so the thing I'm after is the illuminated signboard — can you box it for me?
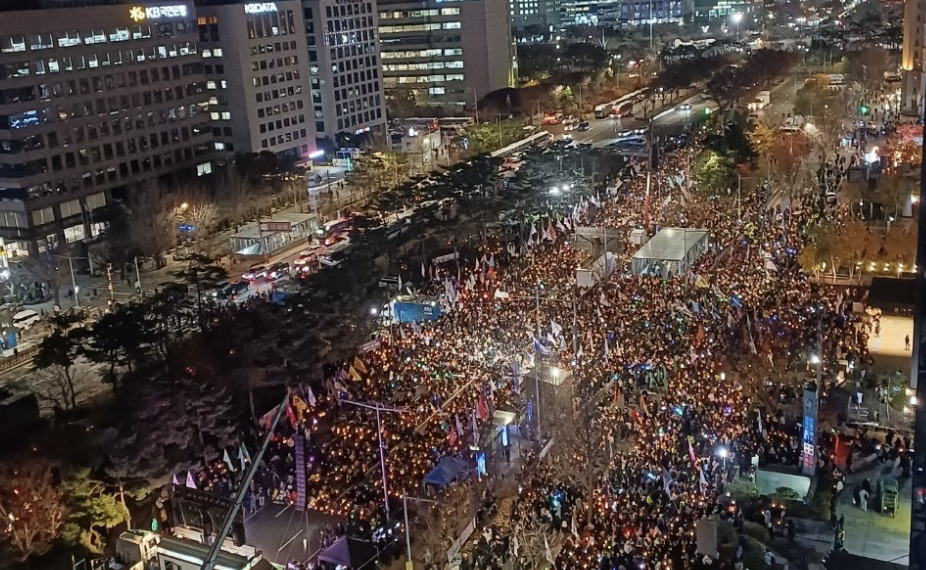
[244,2,278,13]
[129,5,189,22]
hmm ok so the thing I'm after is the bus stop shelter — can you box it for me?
[631,228,709,279]
[230,212,318,258]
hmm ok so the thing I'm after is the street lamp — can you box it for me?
[731,12,743,41]
[402,494,438,570]
[340,399,413,519]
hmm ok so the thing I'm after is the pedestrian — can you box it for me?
[906,335,911,351]
[859,487,869,511]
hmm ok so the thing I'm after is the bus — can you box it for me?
[314,217,353,245]
[490,131,555,159]
[592,88,648,120]
[608,101,634,119]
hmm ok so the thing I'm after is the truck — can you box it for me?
[392,300,443,323]
[748,90,770,112]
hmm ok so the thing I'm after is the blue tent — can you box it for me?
[424,455,468,487]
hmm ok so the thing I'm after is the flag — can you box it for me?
[570,508,578,536]
[662,467,674,495]
[487,255,495,268]
[557,219,567,233]
[699,466,709,491]
[353,357,368,375]
[688,440,697,464]
[454,413,464,436]
[532,337,550,356]
[756,409,763,434]
[307,385,317,407]
[224,448,237,472]
[186,471,197,489]
[398,273,403,292]
[448,426,458,447]
[286,403,297,428]
[513,529,519,558]
[477,394,489,420]
[421,261,426,278]
[604,336,610,365]
[599,291,610,307]
[171,473,179,486]
[551,320,563,337]
[471,411,479,446]
[240,442,252,467]
[348,366,362,381]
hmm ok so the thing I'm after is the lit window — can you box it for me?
[197,162,213,176]
[221,111,231,120]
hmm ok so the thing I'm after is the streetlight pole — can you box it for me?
[340,399,412,519]
[67,256,79,308]
[402,494,438,570]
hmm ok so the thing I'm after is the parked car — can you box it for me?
[576,121,591,131]
[268,262,291,280]
[12,309,40,330]
[215,281,250,301]
[242,264,268,280]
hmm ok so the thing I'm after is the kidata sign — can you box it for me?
[245,2,278,13]
[129,4,189,22]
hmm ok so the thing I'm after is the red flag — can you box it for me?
[448,426,458,447]
[477,395,489,421]
[286,404,297,428]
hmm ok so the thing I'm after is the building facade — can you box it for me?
[378,0,514,111]
[301,0,387,151]
[195,1,316,164]
[0,1,212,258]
[902,0,926,116]
[510,0,560,31]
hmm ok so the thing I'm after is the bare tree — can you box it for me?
[546,380,611,515]
[415,482,477,566]
[122,185,174,262]
[13,249,70,308]
[216,173,261,230]
[511,515,562,569]
[0,457,67,560]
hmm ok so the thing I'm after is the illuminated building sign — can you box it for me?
[244,2,278,14]
[129,5,189,22]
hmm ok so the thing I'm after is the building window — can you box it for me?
[196,162,213,176]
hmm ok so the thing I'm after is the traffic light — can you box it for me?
[859,104,870,116]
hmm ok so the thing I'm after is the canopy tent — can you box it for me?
[424,455,468,487]
[631,228,709,279]
[317,536,379,570]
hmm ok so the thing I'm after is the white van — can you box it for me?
[12,309,40,330]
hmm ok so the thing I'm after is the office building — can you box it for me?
[378,0,514,110]
[0,1,212,258]
[511,0,560,30]
[902,0,926,116]
[195,1,316,164]
[301,0,387,151]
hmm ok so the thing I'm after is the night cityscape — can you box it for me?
[0,0,923,570]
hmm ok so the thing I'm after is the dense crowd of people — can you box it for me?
[178,130,881,569]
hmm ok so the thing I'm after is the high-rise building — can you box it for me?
[301,0,387,151]
[195,1,316,165]
[901,0,925,116]
[302,0,386,149]
[510,0,560,30]
[0,1,212,258]
[378,0,514,111]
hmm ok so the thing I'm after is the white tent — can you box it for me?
[631,228,709,278]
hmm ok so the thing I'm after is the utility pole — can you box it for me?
[402,494,438,570]
[106,263,114,306]
[67,256,79,308]
[133,257,142,296]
